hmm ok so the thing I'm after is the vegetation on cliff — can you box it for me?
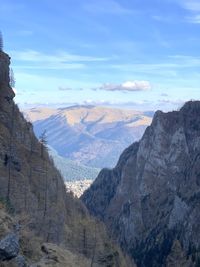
[0,50,132,266]
[83,101,200,267]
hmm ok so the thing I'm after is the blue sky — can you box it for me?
[1,0,200,110]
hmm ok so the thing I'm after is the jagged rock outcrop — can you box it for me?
[0,51,133,266]
[0,233,19,261]
[0,50,69,244]
[82,101,200,267]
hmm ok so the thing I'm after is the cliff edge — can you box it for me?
[0,51,132,267]
[82,100,200,267]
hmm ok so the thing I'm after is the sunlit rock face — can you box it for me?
[82,101,200,267]
[24,105,153,168]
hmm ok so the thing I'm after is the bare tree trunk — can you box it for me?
[91,222,97,267]
[83,227,87,255]
[25,135,34,210]
[7,103,15,202]
[43,160,48,218]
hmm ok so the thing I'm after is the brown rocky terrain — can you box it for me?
[82,100,200,267]
[0,51,133,266]
[24,105,152,168]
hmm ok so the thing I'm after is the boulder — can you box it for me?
[0,233,19,261]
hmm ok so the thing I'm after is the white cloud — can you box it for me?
[98,81,151,92]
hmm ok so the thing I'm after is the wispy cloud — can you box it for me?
[111,55,200,76]
[160,93,169,97]
[187,14,200,23]
[84,0,133,15]
[11,50,109,63]
[10,50,110,70]
[58,87,72,91]
[111,63,177,77]
[178,0,200,23]
[181,0,200,12]
[14,72,91,91]
[14,63,85,70]
[168,55,200,66]
[82,99,114,106]
[95,81,151,92]
[80,99,185,112]
[152,15,173,23]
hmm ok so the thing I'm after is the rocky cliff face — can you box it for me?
[0,51,133,267]
[82,101,200,267]
[0,51,69,244]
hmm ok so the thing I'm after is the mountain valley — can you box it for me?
[0,46,200,267]
[48,146,99,196]
[0,50,133,267]
[24,105,152,169]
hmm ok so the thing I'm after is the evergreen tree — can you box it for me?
[0,31,3,52]
[39,130,47,158]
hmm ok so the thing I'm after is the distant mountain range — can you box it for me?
[24,105,153,168]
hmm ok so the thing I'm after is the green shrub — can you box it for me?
[0,196,15,214]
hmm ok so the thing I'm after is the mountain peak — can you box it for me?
[24,105,152,168]
[180,100,200,113]
[82,100,200,267]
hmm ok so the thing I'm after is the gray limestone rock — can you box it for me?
[0,233,19,261]
[15,255,27,267]
[82,101,200,267]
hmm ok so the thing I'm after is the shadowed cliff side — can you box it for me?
[0,51,133,267]
[82,100,200,267]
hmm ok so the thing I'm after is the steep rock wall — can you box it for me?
[0,51,133,267]
[82,101,200,267]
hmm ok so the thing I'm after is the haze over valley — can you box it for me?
[23,105,152,195]
[1,0,200,266]
[24,105,152,169]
